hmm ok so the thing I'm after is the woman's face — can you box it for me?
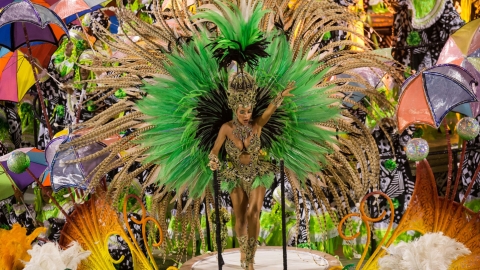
[236,106,252,126]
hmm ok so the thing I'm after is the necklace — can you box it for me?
[232,118,253,142]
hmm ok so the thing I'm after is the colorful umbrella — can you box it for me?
[19,43,58,68]
[396,64,478,132]
[0,0,68,51]
[331,48,395,108]
[63,5,104,24]
[0,0,69,138]
[0,148,47,200]
[51,0,110,56]
[0,0,50,8]
[51,0,107,23]
[0,43,58,69]
[0,50,37,102]
[49,129,121,191]
[437,18,480,118]
[0,163,17,200]
[40,168,51,186]
[0,0,58,67]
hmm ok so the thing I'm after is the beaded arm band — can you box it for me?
[272,92,284,107]
[208,153,220,170]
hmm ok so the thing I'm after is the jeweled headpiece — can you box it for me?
[227,72,257,110]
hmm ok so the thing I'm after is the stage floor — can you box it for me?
[180,247,341,269]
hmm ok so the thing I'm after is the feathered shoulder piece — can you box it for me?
[192,0,270,69]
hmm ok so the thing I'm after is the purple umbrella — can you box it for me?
[0,0,69,138]
[0,0,68,51]
[0,148,47,197]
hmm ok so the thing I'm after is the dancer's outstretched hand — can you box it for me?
[282,81,295,97]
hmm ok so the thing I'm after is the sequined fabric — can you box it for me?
[222,133,274,195]
[237,235,248,268]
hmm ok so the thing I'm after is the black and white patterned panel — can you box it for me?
[89,10,110,33]
[10,202,37,234]
[0,142,6,156]
[36,63,70,149]
[461,115,480,200]
[412,0,464,70]
[265,172,310,245]
[294,187,309,245]
[372,125,415,224]
[392,0,464,70]
[348,103,416,224]
[47,218,66,242]
[392,2,412,68]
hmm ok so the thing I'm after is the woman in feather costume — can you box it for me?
[137,2,342,268]
[208,71,295,268]
[56,0,402,267]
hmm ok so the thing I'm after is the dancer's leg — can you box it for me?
[230,187,249,268]
[245,186,266,269]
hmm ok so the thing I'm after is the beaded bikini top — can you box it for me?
[225,135,261,159]
[224,120,262,181]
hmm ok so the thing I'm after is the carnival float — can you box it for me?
[0,0,479,269]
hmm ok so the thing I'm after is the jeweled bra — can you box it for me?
[224,120,262,182]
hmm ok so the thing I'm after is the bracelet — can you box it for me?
[272,92,284,107]
[208,153,219,166]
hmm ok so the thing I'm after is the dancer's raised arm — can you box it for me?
[255,82,295,127]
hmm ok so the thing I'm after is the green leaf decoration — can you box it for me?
[384,159,398,171]
[406,31,421,46]
[322,31,332,40]
[114,89,127,99]
[387,198,400,210]
[413,128,424,138]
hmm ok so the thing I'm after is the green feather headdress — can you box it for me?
[193,0,270,69]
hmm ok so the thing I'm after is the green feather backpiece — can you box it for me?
[138,23,339,197]
[251,34,340,183]
[138,32,227,198]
